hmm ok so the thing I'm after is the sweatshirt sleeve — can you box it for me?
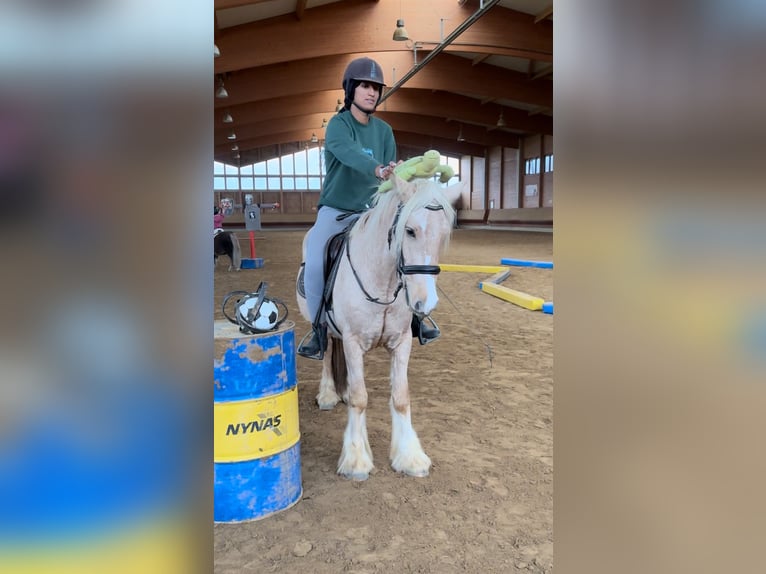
[325,115,381,175]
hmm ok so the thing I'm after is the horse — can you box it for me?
[296,175,464,480]
[214,229,242,271]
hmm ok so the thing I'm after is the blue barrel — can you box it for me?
[214,320,302,523]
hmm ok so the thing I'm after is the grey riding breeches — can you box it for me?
[304,206,361,324]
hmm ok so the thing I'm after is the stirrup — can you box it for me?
[297,325,326,360]
[414,315,441,345]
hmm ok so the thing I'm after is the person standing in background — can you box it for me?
[214,206,224,230]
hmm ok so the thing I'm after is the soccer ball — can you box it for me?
[239,298,280,331]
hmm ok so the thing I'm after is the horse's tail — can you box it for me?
[330,339,348,400]
[230,232,241,270]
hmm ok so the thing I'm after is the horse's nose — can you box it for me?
[412,294,438,315]
[410,277,439,315]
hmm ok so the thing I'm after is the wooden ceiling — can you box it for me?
[214,0,552,165]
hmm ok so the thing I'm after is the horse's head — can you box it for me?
[387,175,466,316]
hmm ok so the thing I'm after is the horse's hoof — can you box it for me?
[391,454,431,478]
[400,467,429,478]
[316,394,340,410]
[339,470,370,481]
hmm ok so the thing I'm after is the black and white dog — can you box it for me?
[214,229,241,271]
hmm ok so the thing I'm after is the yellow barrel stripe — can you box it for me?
[214,387,300,463]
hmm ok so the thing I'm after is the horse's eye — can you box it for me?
[405,227,416,238]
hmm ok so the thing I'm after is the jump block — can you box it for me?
[479,281,544,311]
[500,258,553,269]
[485,269,512,285]
[240,258,264,269]
[439,264,509,274]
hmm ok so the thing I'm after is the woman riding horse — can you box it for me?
[298,57,439,360]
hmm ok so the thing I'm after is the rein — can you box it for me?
[346,201,444,307]
[346,237,403,305]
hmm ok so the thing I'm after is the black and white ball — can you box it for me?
[239,298,279,331]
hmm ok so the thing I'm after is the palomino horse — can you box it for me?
[214,229,241,271]
[296,175,464,480]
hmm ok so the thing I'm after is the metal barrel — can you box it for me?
[214,320,302,522]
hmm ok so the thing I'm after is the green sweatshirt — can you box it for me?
[319,110,397,212]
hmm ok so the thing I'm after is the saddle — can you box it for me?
[297,224,353,327]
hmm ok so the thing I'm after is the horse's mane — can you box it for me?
[357,179,456,256]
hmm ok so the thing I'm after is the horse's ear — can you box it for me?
[392,174,415,202]
[443,180,467,208]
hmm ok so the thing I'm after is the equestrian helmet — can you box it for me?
[342,57,386,109]
[343,57,386,89]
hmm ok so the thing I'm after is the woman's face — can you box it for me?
[353,81,381,114]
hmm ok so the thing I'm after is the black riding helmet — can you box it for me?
[341,57,386,111]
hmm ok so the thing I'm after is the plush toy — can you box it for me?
[378,149,454,193]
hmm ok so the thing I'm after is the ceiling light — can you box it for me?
[457,125,465,142]
[223,112,233,123]
[216,85,228,99]
[393,19,409,41]
[496,111,506,127]
[321,118,327,128]
[227,132,236,140]
[231,144,239,151]
[310,133,318,143]
[214,44,220,58]
[335,99,343,112]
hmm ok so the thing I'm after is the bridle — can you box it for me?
[346,202,444,308]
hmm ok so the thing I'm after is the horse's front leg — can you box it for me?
[337,338,373,481]
[389,336,431,477]
[316,338,343,410]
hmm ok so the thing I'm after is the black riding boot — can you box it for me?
[297,323,327,360]
[411,315,441,345]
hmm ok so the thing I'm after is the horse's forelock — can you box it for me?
[356,182,404,239]
[358,179,455,255]
[391,180,456,255]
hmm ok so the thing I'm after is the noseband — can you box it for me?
[347,202,443,306]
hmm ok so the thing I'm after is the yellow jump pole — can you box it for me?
[479,281,544,311]
[439,264,509,274]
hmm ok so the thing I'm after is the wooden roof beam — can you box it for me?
[216,91,345,126]
[215,129,324,155]
[472,53,490,66]
[531,63,553,80]
[215,53,552,109]
[535,5,553,23]
[214,0,279,11]
[377,112,519,148]
[215,112,331,146]
[395,132,486,158]
[214,0,551,74]
[382,89,552,134]
[219,88,551,135]
[295,0,307,20]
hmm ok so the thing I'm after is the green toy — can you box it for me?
[378,149,454,193]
